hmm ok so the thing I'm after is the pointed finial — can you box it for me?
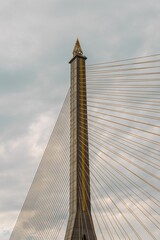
[73,38,83,56]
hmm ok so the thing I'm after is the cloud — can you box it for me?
[1,0,160,239]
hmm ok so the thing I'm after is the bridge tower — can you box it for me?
[64,39,97,240]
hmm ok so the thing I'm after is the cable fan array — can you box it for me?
[78,54,160,240]
[9,93,70,240]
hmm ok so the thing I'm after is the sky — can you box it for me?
[0,0,160,239]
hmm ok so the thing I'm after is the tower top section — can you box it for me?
[69,38,87,64]
[73,38,83,56]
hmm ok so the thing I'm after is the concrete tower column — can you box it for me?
[64,39,97,240]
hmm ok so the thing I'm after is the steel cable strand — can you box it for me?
[87,118,160,150]
[32,114,69,239]
[87,65,160,75]
[86,84,160,88]
[77,139,118,240]
[89,149,160,224]
[9,91,70,240]
[85,103,160,122]
[86,89,160,95]
[88,129,160,174]
[87,130,160,175]
[36,91,69,238]
[79,135,158,240]
[55,213,69,240]
[77,161,105,240]
[86,86,160,91]
[79,125,158,214]
[84,109,159,175]
[88,158,159,240]
[82,113,160,171]
[86,71,160,79]
[79,128,160,239]
[78,144,131,240]
[78,143,142,240]
[79,90,160,104]
[77,164,99,240]
[87,92,160,101]
[86,77,160,83]
[80,89,160,100]
[79,106,160,168]
[78,132,160,229]
[79,119,160,206]
[86,92,160,101]
[86,96,160,109]
[87,53,160,67]
[87,121,160,157]
[86,98,160,117]
[82,172,118,240]
[79,115,160,191]
[84,132,160,192]
[90,157,160,230]
[28,97,70,239]
[86,114,160,141]
[86,59,160,73]
[14,91,70,238]
[87,59,160,70]
[88,126,160,167]
[27,128,69,238]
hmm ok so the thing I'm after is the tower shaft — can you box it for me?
[65,40,97,240]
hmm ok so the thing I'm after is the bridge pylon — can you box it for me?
[64,39,97,240]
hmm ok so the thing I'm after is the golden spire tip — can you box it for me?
[73,38,83,56]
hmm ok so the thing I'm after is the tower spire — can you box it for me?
[73,38,83,56]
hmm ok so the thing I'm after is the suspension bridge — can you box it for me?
[9,40,160,240]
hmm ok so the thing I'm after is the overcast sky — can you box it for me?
[0,0,160,239]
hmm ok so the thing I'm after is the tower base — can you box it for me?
[65,211,97,240]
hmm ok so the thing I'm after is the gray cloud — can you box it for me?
[0,0,160,239]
